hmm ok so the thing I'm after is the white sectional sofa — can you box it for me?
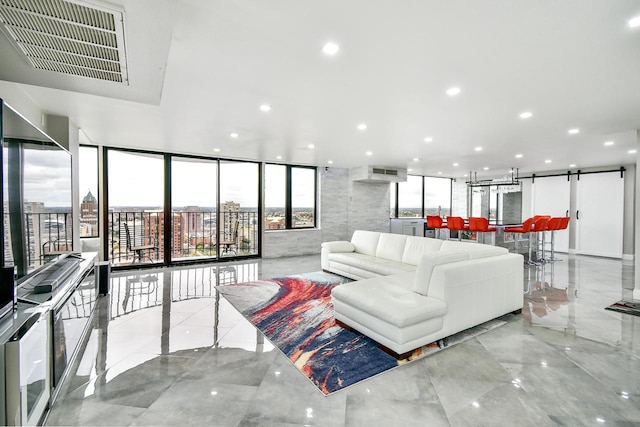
[323,230,524,357]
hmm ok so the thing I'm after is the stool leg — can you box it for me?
[526,232,536,266]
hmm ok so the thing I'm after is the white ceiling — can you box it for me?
[1,0,640,179]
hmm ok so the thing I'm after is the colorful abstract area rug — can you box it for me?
[605,300,640,317]
[216,271,507,395]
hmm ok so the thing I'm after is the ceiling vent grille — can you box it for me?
[0,0,128,84]
[351,166,408,183]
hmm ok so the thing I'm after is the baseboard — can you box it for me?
[568,249,577,255]
[622,254,635,261]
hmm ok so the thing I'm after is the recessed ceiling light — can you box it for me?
[475,146,483,151]
[463,174,468,177]
[322,42,340,55]
[365,151,373,156]
[628,149,637,154]
[413,158,420,162]
[408,168,413,172]
[545,159,552,164]
[276,155,282,160]
[308,143,315,149]
[437,171,443,175]
[357,123,367,130]
[483,167,489,171]
[446,87,461,96]
[604,141,614,146]
[569,164,576,167]
[568,128,580,135]
[515,154,523,158]
[628,15,640,28]
[259,104,271,112]
[453,162,459,166]
[213,148,221,153]
[424,137,433,143]
[230,132,239,138]
[519,112,533,119]
[327,160,333,164]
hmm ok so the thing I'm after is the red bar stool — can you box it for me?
[544,217,563,262]
[550,217,571,262]
[426,215,447,239]
[504,217,535,264]
[531,216,550,264]
[469,217,496,244]
[447,216,468,241]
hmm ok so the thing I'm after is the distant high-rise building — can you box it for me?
[80,190,98,237]
[221,201,240,241]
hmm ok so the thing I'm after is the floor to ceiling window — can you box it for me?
[79,146,99,238]
[171,157,217,261]
[219,160,259,257]
[107,150,164,265]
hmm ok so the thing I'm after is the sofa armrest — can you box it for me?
[412,252,470,295]
[321,241,355,271]
[321,241,355,253]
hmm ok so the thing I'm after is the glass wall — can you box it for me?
[264,164,286,230]
[220,160,259,257]
[171,157,217,261]
[424,177,452,217]
[264,164,316,230]
[392,175,452,219]
[398,175,423,218]
[107,151,164,265]
[291,167,315,228]
[389,182,396,218]
[79,146,98,238]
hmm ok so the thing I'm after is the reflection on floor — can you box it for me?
[45,254,640,426]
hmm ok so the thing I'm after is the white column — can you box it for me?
[635,130,640,299]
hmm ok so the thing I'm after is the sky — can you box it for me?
[81,150,315,208]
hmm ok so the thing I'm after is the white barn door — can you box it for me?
[532,176,571,252]
[575,172,624,258]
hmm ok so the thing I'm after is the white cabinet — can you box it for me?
[390,219,425,236]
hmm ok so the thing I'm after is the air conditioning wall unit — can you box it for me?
[350,166,408,183]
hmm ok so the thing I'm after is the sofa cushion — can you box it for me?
[331,273,448,328]
[351,230,381,256]
[413,251,470,296]
[401,236,444,265]
[329,253,414,276]
[321,240,355,253]
[375,233,408,263]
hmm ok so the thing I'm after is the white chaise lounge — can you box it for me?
[323,230,524,357]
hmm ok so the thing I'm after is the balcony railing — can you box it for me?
[4,209,259,269]
[107,210,259,265]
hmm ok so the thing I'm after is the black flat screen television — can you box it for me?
[1,99,73,288]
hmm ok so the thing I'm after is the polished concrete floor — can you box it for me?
[45,254,640,426]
